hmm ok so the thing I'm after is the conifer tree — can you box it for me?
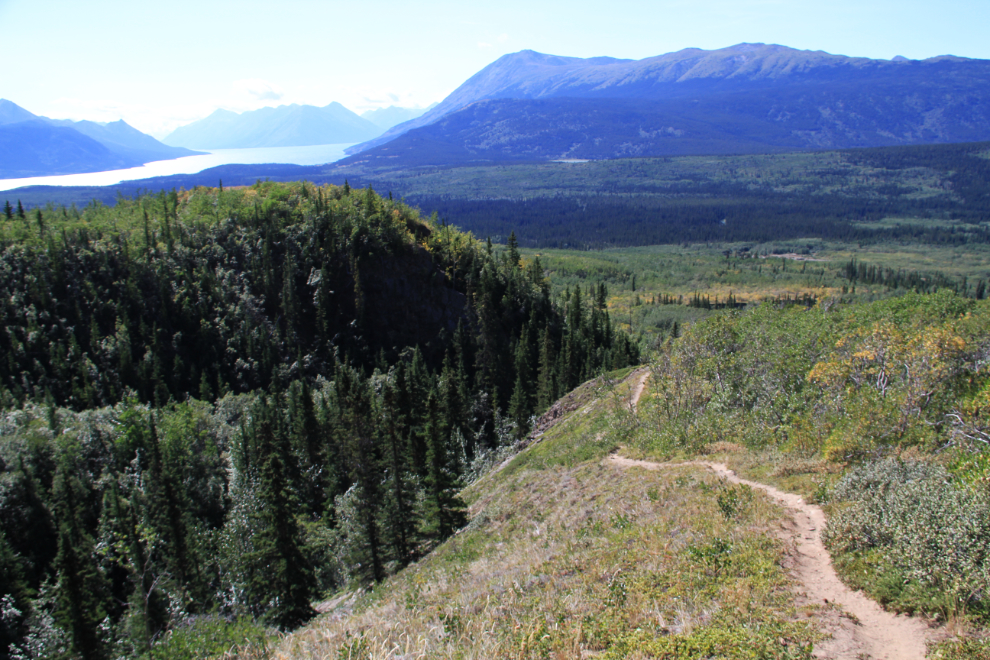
[2,200,11,220]
[508,328,536,438]
[536,324,558,412]
[421,391,466,542]
[506,231,521,268]
[281,252,300,343]
[145,419,196,606]
[0,529,31,658]
[380,377,419,567]
[245,399,315,629]
[289,379,323,514]
[336,368,386,582]
[51,448,107,660]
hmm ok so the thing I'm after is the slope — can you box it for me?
[264,369,827,658]
[608,456,930,660]
[0,99,201,177]
[260,291,990,659]
[0,120,135,177]
[344,43,990,164]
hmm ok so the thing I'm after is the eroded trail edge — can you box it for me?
[607,455,932,660]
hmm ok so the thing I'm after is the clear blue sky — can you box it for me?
[1,0,988,138]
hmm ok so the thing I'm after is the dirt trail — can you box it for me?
[608,455,932,659]
[628,369,649,413]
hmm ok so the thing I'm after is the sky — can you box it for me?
[2,0,989,139]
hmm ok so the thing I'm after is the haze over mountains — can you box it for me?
[162,103,431,150]
[7,43,990,185]
[0,100,201,178]
[341,43,990,168]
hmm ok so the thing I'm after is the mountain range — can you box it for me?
[340,43,990,168]
[164,103,377,149]
[162,103,431,150]
[0,100,201,179]
[361,104,435,130]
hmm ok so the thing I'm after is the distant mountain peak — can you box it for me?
[163,102,382,149]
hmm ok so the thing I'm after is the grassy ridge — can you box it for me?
[261,371,819,659]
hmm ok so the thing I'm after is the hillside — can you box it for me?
[162,103,383,149]
[360,105,433,131]
[0,183,639,659]
[344,43,990,165]
[253,289,990,658]
[0,99,200,178]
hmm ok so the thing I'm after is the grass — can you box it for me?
[259,370,821,659]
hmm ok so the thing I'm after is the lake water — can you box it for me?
[0,143,356,192]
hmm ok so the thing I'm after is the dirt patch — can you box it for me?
[607,456,934,660]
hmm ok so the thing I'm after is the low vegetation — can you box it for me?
[261,373,819,659]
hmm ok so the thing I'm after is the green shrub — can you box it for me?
[150,616,273,660]
[824,458,990,616]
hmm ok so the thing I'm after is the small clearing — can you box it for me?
[607,455,933,659]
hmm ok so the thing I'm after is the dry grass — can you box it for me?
[260,373,818,659]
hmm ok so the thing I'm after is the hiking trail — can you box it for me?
[612,370,932,659]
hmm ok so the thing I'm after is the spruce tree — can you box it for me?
[508,328,536,438]
[245,399,315,629]
[536,324,558,412]
[0,530,32,658]
[380,377,419,567]
[51,448,107,660]
[337,367,386,582]
[421,391,466,542]
[506,231,521,268]
[289,379,323,515]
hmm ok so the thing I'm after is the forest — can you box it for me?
[7,140,990,250]
[0,182,638,659]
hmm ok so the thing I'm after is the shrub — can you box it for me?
[149,616,273,660]
[824,458,990,615]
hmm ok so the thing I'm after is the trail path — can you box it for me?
[612,375,932,659]
[628,369,649,413]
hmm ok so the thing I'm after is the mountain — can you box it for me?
[163,102,383,149]
[0,99,37,125]
[0,99,202,178]
[0,121,134,178]
[46,118,201,164]
[343,43,990,163]
[361,104,434,131]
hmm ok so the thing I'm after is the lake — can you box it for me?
[0,143,356,192]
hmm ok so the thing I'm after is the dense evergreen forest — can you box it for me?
[0,182,638,659]
[8,141,990,250]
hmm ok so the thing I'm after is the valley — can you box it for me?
[3,34,990,660]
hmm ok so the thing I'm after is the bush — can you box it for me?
[150,616,274,660]
[824,458,990,615]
